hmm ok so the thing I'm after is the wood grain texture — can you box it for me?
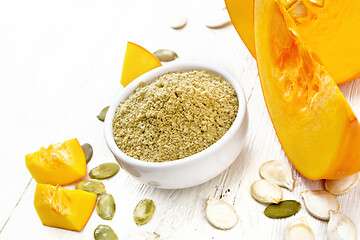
[1,0,360,239]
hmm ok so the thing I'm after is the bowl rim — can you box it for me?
[104,61,247,169]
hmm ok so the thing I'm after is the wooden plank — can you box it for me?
[1,0,360,238]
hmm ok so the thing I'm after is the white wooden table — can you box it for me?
[1,0,360,239]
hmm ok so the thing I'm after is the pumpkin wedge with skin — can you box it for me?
[225,0,255,58]
[25,138,86,185]
[34,184,97,231]
[120,42,162,87]
[254,0,360,179]
[226,0,360,84]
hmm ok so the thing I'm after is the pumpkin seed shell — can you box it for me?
[301,190,339,220]
[264,200,301,219]
[259,160,294,190]
[97,106,109,121]
[89,163,120,180]
[97,194,116,220]
[205,9,231,29]
[327,211,357,240]
[205,196,238,230]
[251,179,283,204]
[75,179,106,195]
[153,49,178,62]
[81,143,93,164]
[325,173,360,195]
[285,217,315,240]
[170,11,187,29]
[133,199,155,225]
[94,225,118,240]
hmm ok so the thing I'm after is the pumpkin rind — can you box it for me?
[254,0,360,179]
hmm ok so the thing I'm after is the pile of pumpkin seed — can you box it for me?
[79,143,157,239]
[250,160,300,219]
[250,159,359,239]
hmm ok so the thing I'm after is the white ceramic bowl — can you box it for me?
[104,62,248,189]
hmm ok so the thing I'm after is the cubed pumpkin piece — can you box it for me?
[34,184,97,231]
[120,42,162,87]
[25,138,86,185]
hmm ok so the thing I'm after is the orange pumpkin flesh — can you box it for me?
[226,0,360,84]
[25,138,86,185]
[225,0,256,58]
[120,42,162,87]
[34,184,97,231]
[254,0,360,179]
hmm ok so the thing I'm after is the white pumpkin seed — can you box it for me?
[205,9,231,29]
[97,194,116,220]
[81,143,93,164]
[325,173,360,195]
[205,196,238,230]
[89,163,120,180]
[133,199,155,226]
[251,179,282,204]
[75,179,106,195]
[285,217,315,240]
[170,12,187,29]
[301,190,339,220]
[153,49,178,62]
[94,225,118,240]
[327,211,357,240]
[259,160,294,191]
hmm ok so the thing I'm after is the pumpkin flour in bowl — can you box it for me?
[112,70,239,162]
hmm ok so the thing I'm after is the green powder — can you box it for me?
[113,70,238,162]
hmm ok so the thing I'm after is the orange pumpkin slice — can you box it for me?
[25,138,86,185]
[254,0,360,179]
[225,0,256,58]
[34,184,97,231]
[226,0,360,84]
[120,42,162,87]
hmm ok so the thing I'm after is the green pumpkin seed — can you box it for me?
[89,163,120,180]
[153,49,178,62]
[75,179,106,195]
[97,106,109,121]
[81,143,93,164]
[97,194,116,220]
[133,199,155,225]
[264,200,301,219]
[94,225,118,240]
